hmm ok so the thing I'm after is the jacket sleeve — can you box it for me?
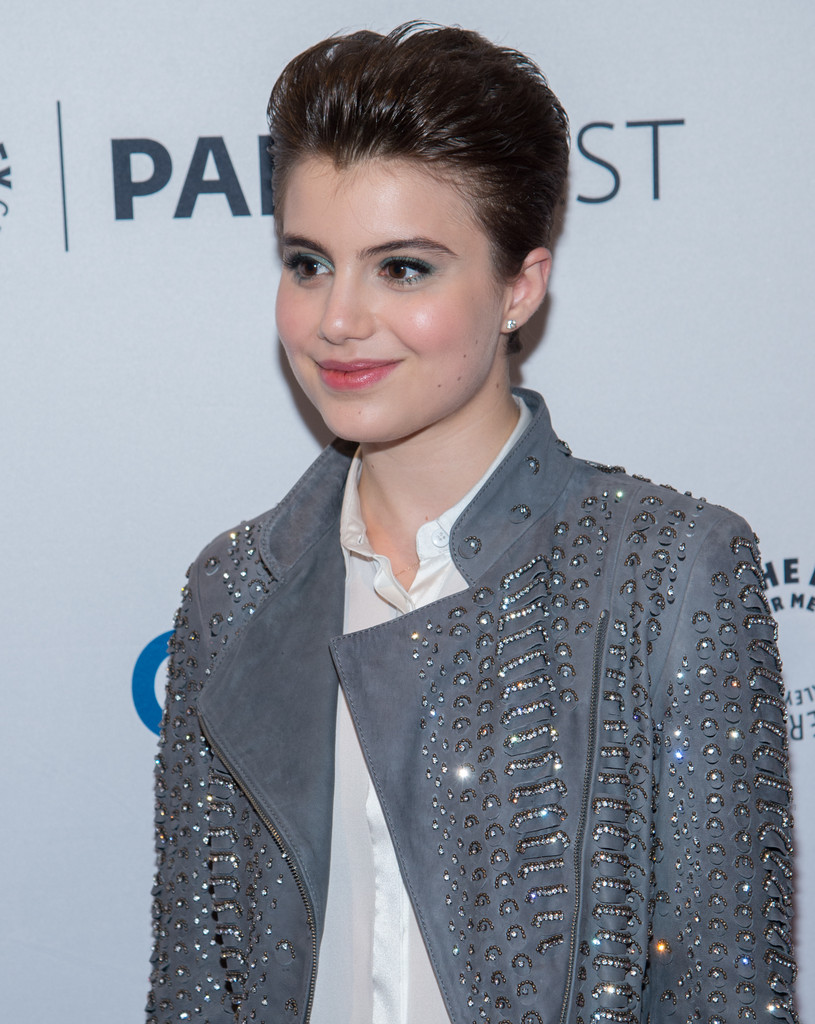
[642,513,798,1023]
[146,555,240,1024]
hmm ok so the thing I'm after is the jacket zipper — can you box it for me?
[198,716,318,1023]
[559,608,608,1024]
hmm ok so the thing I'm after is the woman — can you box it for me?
[148,24,798,1024]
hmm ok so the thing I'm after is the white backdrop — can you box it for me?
[4,2,814,1019]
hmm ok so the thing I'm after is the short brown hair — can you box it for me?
[268,22,570,348]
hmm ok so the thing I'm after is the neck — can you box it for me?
[357,385,519,567]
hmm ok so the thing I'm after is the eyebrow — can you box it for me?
[361,237,459,260]
[280,234,459,261]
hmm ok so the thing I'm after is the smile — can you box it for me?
[317,360,400,391]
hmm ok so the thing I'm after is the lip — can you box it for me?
[317,359,400,391]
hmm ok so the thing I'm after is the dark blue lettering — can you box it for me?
[174,137,250,218]
[763,561,779,588]
[576,123,620,203]
[625,119,685,199]
[112,138,172,219]
[259,136,273,216]
[784,557,799,584]
[0,143,8,220]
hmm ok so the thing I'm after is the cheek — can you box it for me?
[402,302,471,360]
[414,281,502,349]
[275,284,306,353]
[274,284,291,338]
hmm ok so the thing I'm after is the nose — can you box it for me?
[318,272,375,346]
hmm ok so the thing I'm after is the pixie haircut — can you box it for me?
[267,22,570,287]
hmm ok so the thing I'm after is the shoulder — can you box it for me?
[190,437,355,584]
[559,455,764,657]
[187,512,277,618]
[182,436,355,638]
[564,454,756,556]
[565,461,772,716]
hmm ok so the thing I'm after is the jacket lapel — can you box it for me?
[198,441,353,938]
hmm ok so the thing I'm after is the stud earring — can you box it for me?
[506,319,518,331]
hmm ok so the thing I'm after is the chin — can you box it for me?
[320,412,415,446]
[307,395,397,444]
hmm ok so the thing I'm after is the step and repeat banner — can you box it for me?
[4,1,813,1020]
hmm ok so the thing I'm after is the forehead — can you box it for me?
[279,156,487,246]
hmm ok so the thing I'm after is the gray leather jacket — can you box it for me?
[148,390,797,1024]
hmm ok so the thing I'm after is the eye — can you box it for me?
[282,252,331,281]
[381,258,432,284]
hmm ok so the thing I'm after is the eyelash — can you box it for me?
[282,252,331,282]
[282,253,434,287]
[381,257,433,286]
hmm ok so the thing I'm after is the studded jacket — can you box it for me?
[148,390,797,1024]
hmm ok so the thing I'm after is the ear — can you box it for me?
[501,248,552,332]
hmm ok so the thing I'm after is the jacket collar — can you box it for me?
[256,388,573,585]
[257,435,356,583]
[448,388,574,583]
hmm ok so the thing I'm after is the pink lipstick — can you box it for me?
[317,359,399,391]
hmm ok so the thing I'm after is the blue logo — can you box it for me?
[132,631,173,734]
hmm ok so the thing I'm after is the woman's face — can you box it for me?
[275,156,539,447]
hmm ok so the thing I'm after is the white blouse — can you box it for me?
[310,400,531,1024]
